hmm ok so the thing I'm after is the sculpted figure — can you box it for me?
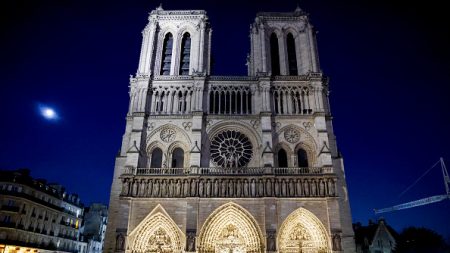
[147,179,153,196]
[198,179,204,197]
[153,179,160,197]
[221,179,227,197]
[243,179,249,197]
[214,179,219,197]
[191,179,197,196]
[319,179,325,196]
[303,179,309,196]
[311,179,317,196]
[206,179,211,197]
[328,179,335,196]
[283,179,289,197]
[228,179,234,197]
[266,178,272,196]
[274,179,280,196]
[168,179,174,197]
[236,179,242,197]
[161,179,167,197]
[258,179,264,196]
[296,179,302,197]
[184,179,190,197]
[121,179,129,195]
[250,179,256,197]
[132,180,138,197]
[289,179,295,197]
[176,179,182,197]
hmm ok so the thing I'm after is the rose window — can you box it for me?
[210,130,253,168]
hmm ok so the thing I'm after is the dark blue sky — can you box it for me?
[1,0,449,239]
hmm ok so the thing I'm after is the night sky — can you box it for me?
[1,0,449,239]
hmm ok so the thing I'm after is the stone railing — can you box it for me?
[119,167,336,198]
[123,167,332,176]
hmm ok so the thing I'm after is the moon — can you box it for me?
[39,105,58,120]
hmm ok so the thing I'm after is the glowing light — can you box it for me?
[38,105,58,120]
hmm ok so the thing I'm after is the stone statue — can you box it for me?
[328,179,335,196]
[319,179,325,196]
[243,179,249,197]
[303,179,309,196]
[228,179,234,197]
[266,178,272,196]
[116,233,125,251]
[258,179,264,197]
[198,179,204,197]
[236,179,242,197]
[332,233,342,251]
[132,180,138,197]
[214,179,219,197]
[281,179,287,197]
[147,179,153,197]
[206,179,211,197]
[190,179,197,196]
[221,179,227,197]
[250,179,256,197]
[153,179,160,197]
[176,179,182,197]
[184,179,190,197]
[274,179,280,196]
[296,179,302,197]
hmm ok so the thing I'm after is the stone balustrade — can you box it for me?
[123,166,333,176]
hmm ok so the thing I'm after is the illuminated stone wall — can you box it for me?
[104,5,355,253]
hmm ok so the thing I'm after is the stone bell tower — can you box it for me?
[105,5,355,253]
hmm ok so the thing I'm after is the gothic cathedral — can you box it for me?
[104,6,355,253]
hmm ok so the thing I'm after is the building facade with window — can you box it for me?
[105,5,355,253]
[0,169,87,253]
[81,203,108,253]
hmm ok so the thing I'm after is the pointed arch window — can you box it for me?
[270,33,280,76]
[160,33,173,75]
[171,148,184,168]
[150,148,163,168]
[179,33,191,75]
[297,148,309,167]
[277,148,288,167]
[287,33,298,75]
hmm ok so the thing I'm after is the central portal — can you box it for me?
[215,224,246,253]
[198,203,263,253]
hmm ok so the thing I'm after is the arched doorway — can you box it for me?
[127,205,185,253]
[278,208,330,253]
[198,202,264,253]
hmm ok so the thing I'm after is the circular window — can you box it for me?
[210,130,253,168]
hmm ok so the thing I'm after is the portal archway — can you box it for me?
[277,208,330,253]
[198,202,264,253]
[128,205,185,253]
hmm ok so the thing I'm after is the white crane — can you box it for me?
[374,157,450,215]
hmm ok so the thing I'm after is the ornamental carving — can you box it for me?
[147,228,173,253]
[160,128,176,143]
[210,130,253,168]
[284,128,300,143]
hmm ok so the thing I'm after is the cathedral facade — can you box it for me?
[104,6,355,253]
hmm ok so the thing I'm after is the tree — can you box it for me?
[394,227,450,253]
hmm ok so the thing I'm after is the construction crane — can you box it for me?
[374,157,450,215]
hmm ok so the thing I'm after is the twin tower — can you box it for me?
[105,5,355,253]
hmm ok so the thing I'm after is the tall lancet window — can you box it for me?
[179,33,191,75]
[160,33,173,75]
[270,33,280,76]
[150,148,163,168]
[287,33,298,75]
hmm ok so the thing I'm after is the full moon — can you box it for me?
[40,106,58,120]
